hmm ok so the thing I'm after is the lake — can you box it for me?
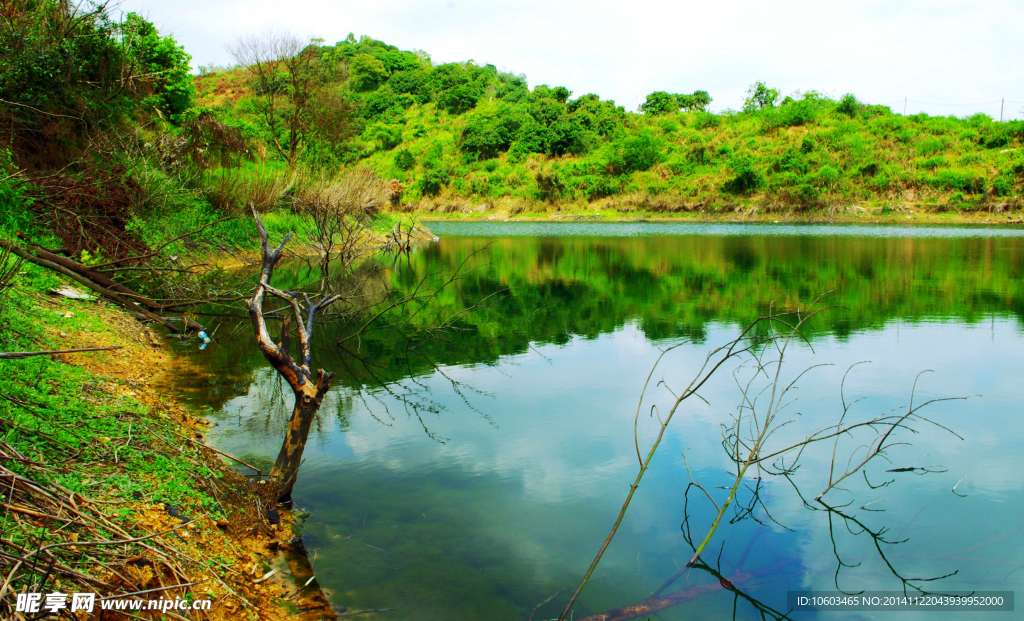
[169,222,1024,620]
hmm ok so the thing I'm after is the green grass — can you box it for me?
[0,261,222,514]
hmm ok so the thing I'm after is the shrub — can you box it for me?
[800,138,816,153]
[837,94,860,117]
[292,167,388,260]
[693,112,722,130]
[394,149,415,170]
[859,162,879,177]
[774,149,809,174]
[0,151,33,235]
[687,145,715,166]
[365,123,403,150]
[920,156,947,170]
[417,162,450,196]
[992,176,1013,197]
[764,98,818,128]
[931,169,986,193]
[203,168,294,214]
[815,166,841,190]
[916,137,944,156]
[608,133,662,173]
[795,183,820,204]
[725,156,764,193]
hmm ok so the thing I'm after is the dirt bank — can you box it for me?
[0,258,341,619]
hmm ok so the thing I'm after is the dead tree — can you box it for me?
[246,205,341,502]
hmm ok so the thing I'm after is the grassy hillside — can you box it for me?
[195,35,1024,217]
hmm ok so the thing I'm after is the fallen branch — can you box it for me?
[336,609,395,618]
[186,437,263,476]
[0,346,122,359]
[0,239,182,333]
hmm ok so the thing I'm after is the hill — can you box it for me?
[194,34,1024,218]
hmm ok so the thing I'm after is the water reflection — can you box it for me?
[167,224,1024,620]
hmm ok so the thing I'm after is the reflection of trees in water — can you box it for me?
[184,233,1024,413]
[176,233,1022,617]
[557,308,969,621]
[230,368,354,445]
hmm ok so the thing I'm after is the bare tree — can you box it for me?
[246,205,342,502]
[292,166,389,271]
[230,31,326,169]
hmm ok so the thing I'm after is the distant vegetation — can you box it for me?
[193,34,1024,216]
[3,2,1024,271]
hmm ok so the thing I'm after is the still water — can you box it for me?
[172,223,1024,620]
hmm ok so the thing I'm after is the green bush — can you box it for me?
[725,156,764,193]
[795,183,820,204]
[764,98,819,129]
[931,169,986,193]
[693,112,722,130]
[916,137,945,156]
[837,94,860,117]
[774,149,809,174]
[394,149,415,170]
[0,151,34,235]
[815,166,841,190]
[607,133,662,173]
[992,176,1013,197]
[365,123,403,150]
[418,162,450,195]
[920,156,948,169]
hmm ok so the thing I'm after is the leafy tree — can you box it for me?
[387,69,432,103]
[640,91,678,116]
[552,86,572,103]
[743,81,779,112]
[643,90,712,115]
[678,90,712,112]
[350,53,389,91]
[548,116,593,156]
[418,160,450,195]
[121,13,194,122]
[496,76,529,102]
[438,84,481,114]
[567,93,600,114]
[461,114,506,160]
[0,2,192,167]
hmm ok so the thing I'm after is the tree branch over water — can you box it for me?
[558,301,968,621]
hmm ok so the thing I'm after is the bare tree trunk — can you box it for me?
[246,205,340,503]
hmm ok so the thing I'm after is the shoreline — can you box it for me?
[414,209,1024,227]
[0,249,339,620]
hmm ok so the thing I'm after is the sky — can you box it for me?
[117,0,1024,119]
